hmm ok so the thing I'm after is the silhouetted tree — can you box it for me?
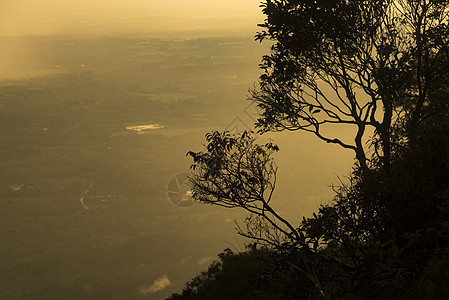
[181,0,449,298]
[187,131,299,247]
[251,0,449,173]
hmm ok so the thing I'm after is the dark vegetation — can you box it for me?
[171,1,449,299]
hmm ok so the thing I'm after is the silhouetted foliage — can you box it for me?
[187,131,301,247]
[173,0,449,299]
[167,246,284,300]
[251,0,449,173]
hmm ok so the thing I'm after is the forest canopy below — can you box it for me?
[170,0,449,299]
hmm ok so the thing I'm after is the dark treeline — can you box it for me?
[169,1,449,299]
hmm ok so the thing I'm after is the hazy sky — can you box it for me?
[0,0,264,36]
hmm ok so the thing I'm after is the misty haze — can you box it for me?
[0,1,356,299]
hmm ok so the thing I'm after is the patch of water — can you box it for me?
[126,124,165,134]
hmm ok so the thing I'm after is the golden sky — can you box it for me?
[0,0,263,36]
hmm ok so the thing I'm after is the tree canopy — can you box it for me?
[252,0,449,172]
